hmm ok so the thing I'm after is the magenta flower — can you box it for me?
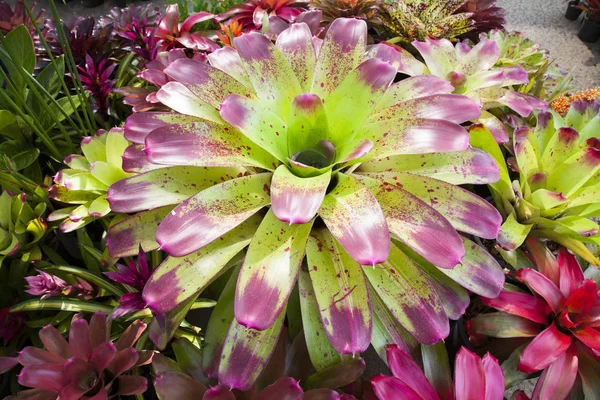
[101,5,161,63]
[156,4,219,52]
[105,248,151,319]
[13,313,148,399]
[471,244,600,398]
[371,345,505,400]
[115,49,206,113]
[78,54,117,119]
[24,270,68,299]
[25,271,95,301]
[217,0,306,31]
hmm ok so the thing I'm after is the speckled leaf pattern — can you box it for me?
[108,166,246,213]
[144,120,278,170]
[143,215,259,315]
[163,58,253,109]
[359,148,500,185]
[123,112,201,144]
[359,117,471,160]
[374,75,455,111]
[318,173,390,266]
[286,93,330,158]
[155,173,271,257]
[235,209,313,330]
[156,82,222,122]
[218,305,286,391]
[310,18,367,99]
[305,229,372,354]
[363,245,449,345]
[370,283,419,363]
[106,206,173,258]
[324,58,396,143]
[234,32,301,120]
[298,268,343,371]
[275,23,316,92]
[438,236,504,298]
[270,165,331,224]
[398,242,470,320]
[365,172,501,239]
[355,174,465,270]
[202,268,239,379]
[219,94,289,161]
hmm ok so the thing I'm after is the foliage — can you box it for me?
[469,243,600,397]
[471,100,600,266]
[379,0,475,42]
[0,1,598,399]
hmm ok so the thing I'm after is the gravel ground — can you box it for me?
[497,0,599,90]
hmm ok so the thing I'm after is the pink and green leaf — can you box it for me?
[324,58,396,143]
[275,23,316,91]
[360,149,500,185]
[235,209,312,330]
[318,173,390,266]
[233,32,301,119]
[271,165,330,224]
[108,166,246,213]
[155,173,271,257]
[218,305,286,391]
[144,120,278,170]
[363,245,449,345]
[305,229,372,354]
[143,216,259,314]
[106,206,173,258]
[310,18,367,99]
[298,268,344,371]
[356,174,464,269]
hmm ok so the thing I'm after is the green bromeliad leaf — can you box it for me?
[235,209,313,330]
[218,304,286,391]
[143,215,260,315]
[202,268,239,379]
[363,245,448,345]
[298,267,343,371]
[305,229,372,354]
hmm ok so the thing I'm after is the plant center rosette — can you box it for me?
[106,18,505,371]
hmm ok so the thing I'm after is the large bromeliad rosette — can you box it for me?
[106,18,505,388]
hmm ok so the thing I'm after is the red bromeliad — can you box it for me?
[470,241,600,398]
[156,4,219,52]
[217,0,307,30]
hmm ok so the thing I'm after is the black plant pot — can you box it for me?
[578,16,600,42]
[565,1,583,20]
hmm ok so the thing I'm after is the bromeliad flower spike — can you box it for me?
[470,244,600,398]
[107,18,504,364]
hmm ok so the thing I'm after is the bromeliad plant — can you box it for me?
[469,244,600,398]
[379,0,476,43]
[397,36,546,143]
[0,189,47,265]
[107,18,505,382]
[48,128,131,232]
[3,312,149,399]
[371,344,505,400]
[470,100,600,265]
